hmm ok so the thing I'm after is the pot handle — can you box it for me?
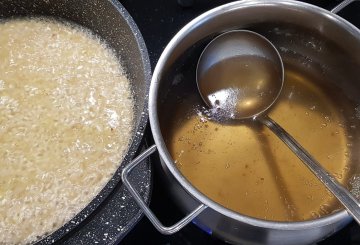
[121,144,207,235]
[331,0,356,14]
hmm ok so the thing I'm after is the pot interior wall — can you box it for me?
[157,3,360,221]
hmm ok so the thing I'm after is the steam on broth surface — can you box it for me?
[0,18,134,244]
[162,64,359,222]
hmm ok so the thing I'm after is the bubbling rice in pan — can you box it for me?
[0,18,135,244]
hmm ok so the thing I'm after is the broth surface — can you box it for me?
[163,64,358,221]
[198,55,282,119]
[0,19,134,244]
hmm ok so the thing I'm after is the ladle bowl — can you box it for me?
[196,30,360,225]
[196,30,284,119]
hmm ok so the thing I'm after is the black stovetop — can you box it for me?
[119,1,360,244]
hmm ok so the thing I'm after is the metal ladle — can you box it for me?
[196,30,360,224]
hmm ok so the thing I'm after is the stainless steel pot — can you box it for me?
[122,0,360,244]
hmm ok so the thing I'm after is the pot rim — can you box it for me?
[150,0,359,230]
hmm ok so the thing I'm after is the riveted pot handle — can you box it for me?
[331,0,356,14]
[121,144,207,235]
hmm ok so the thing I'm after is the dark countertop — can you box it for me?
[119,1,360,244]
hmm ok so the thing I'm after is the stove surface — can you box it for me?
[119,1,360,244]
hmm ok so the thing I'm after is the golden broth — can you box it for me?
[162,65,356,221]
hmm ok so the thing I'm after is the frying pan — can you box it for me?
[0,0,151,243]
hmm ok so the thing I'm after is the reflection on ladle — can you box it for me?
[196,30,360,224]
[253,127,300,220]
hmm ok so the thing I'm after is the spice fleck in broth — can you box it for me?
[162,64,358,221]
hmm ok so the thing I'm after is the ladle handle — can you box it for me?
[258,115,360,224]
[331,0,356,14]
